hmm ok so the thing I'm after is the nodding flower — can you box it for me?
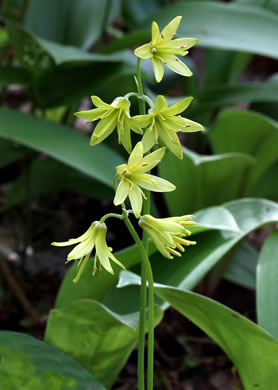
[139,214,196,259]
[52,221,125,283]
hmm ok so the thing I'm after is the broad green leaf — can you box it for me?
[118,270,278,388]
[160,146,255,215]
[141,2,278,59]
[224,239,257,290]
[123,0,167,25]
[24,0,120,49]
[251,161,278,200]
[155,285,278,389]
[0,108,123,187]
[0,331,104,389]
[210,110,278,194]
[193,81,278,115]
[45,299,163,389]
[1,159,113,212]
[257,230,278,340]
[147,199,278,293]
[55,242,157,309]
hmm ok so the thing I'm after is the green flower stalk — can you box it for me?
[75,96,149,153]
[134,16,198,82]
[139,214,196,259]
[138,95,204,159]
[52,221,125,283]
[114,142,175,217]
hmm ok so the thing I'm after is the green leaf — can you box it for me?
[154,284,278,390]
[148,199,278,294]
[0,331,104,389]
[210,110,278,194]
[224,239,257,290]
[0,108,123,187]
[140,2,278,59]
[251,160,278,200]
[1,159,113,212]
[45,299,163,389]
[160,146,255,215]
[193,81,278,115]
[257,230,278,340]
[24,0,120,50]
[55,242,157,309]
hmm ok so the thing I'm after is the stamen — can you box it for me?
[167,247,181,257]
[175,242,185,252]
[180,221,196,225]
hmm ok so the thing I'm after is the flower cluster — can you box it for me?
[53,16,202,282]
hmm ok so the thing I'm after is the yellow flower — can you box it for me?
[52,221,125,282]
[134,16,198,82]
[114,142,175,217]
[138,95,204,159]
[75,96,149,153]
[139,214,196,259]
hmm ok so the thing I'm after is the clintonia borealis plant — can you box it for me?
[52,16,203,390]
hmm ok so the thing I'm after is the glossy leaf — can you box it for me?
[24,0,120,49]
[193,81,278,115]
[141,2,278,59]
[155,285,278,389]
[257,230,278,339]
[45,299,163,389]
[55,242,157,309]
[0,108,123,187]
[210,110,278,194]
[118,270,278,389]
[0,331,104,389]
[160,146,255,215]
[224,239,257,290]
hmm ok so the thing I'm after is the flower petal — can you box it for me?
[159,126,183,159]
[90,111,118,146]
[175,118,204,133]
[118,119,132,153]
[128,185,143,217]
[167,38,198,51]
[164,55,192,77]
[152,21,161,44]
[91,96,112,109]
[138,147,166,172]
[127,142,143,170]
[142,128,156,152]
[95,230,114,275]
[154,95,168,113]
[161,16,182,40]
[152,57,164,83]
[74,107,108,121]
[67,239,95,260]
[134,43,152,59]
[165,96,193,116]
[129,114,152,129]
[114,179,129,205]
[132,174,175,192]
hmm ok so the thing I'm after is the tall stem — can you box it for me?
[123,210,154,390]
[136,57,152,389]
